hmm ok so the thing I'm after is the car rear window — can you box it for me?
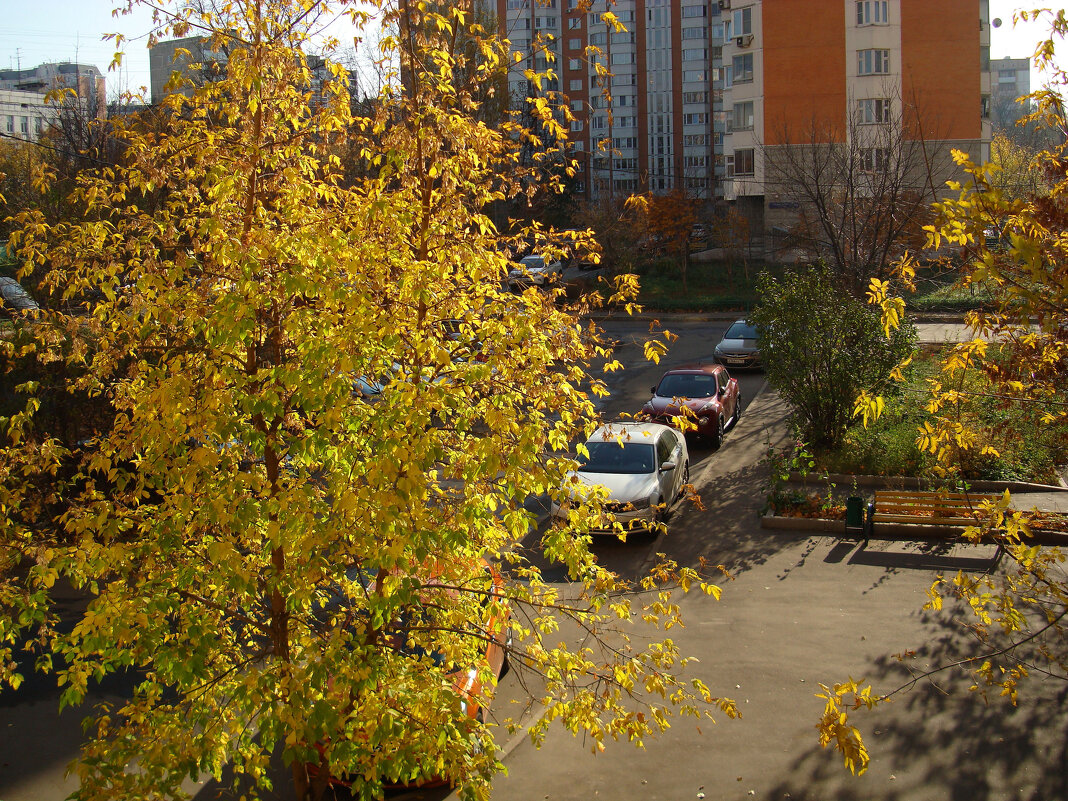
[578,442,655,474]
[656,373,717,398]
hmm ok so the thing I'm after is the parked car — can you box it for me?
[713,319,761,369]
[507,255,563,290]
[0,276,39,317]
[553,422,689,533]
[640,364,741,447]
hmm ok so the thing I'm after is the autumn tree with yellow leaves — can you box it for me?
[0,1,734,800]
[822,8,1068,777]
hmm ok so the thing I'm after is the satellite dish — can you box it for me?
[992,17,1002,28]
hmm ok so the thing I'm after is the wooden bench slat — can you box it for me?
[874,492,999,503]
[875,503,988,514]
[872,514,980,525]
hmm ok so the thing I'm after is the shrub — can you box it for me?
[752,264,916,449]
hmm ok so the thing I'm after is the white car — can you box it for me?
[554,422,690,533]
[507,255,563,290]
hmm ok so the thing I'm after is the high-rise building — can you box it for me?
[496,0,991,242]
[499,0,725,202]
[990,55,1031,131]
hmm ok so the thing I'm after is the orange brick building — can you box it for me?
[498,0,992,242]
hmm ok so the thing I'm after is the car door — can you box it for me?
[717,367,737,421]
[656,429,681,501]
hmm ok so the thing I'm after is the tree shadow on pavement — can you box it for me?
[763,598,1068,801]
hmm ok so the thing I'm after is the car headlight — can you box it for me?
[697,416,710,425]
[714,345,724,356]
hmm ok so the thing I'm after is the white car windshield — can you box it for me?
[520,256,545,270]
[578,441,655,474]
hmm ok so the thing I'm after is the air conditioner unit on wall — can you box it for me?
[736,34,754,47]
[718,0,731,9]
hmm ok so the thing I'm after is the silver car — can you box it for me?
[507,255,563,290]
[714,319,761,369]
[553,422,690,534]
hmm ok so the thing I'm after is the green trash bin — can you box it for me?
[845,496,864,535]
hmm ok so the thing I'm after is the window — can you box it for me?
[569,78,584,90]
[732,101,754,131]
[733,148,755,175]
[858,147,888,172]
[732,53,754,83]
[589,32,606,45]
[683,48,708,61]
[507,0,528,9]
[19,117,29,135]
[683,69,708,82]
[570,99,583,111]
[684,134,708,146]
[514,18,530,29]
[615,116,636,128]
[613,73,637,86]
[618,10,635,22]
[568,17,581,28]
[568,37,582,49]
[655,430,677,465]
[5,116,13,133]
[614,94,634,107]
[684,112,709,125]
[856,98,891,124]
[858,49,890,75]
[615,157,638,170]
[684,155,707,168]
[571,120,584,131]
[856,0,888,25]
[683,26,707,40]
[612,51,636,65]
[592,116,607,130]
[682,5,707,17]
[683,91,708,104]
[568,58,581,69]
[732,6,753,36]
[536,16,557,28]
[612,31,635,44]
[613,136,638,148]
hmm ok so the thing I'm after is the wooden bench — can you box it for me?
[864,490,1002,543]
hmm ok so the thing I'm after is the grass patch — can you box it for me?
[905,263,994,313]
[814,348,1068,483]
[632,257,778,313]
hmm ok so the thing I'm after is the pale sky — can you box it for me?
[0,1,1062,99]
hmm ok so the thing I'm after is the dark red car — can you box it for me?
[640,364,741,446]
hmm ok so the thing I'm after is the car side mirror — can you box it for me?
[659,461,676,473]
[651,386,657,394]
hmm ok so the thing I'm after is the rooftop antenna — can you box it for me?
[16,48,22,71]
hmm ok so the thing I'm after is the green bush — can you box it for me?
[752,264,916,449]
